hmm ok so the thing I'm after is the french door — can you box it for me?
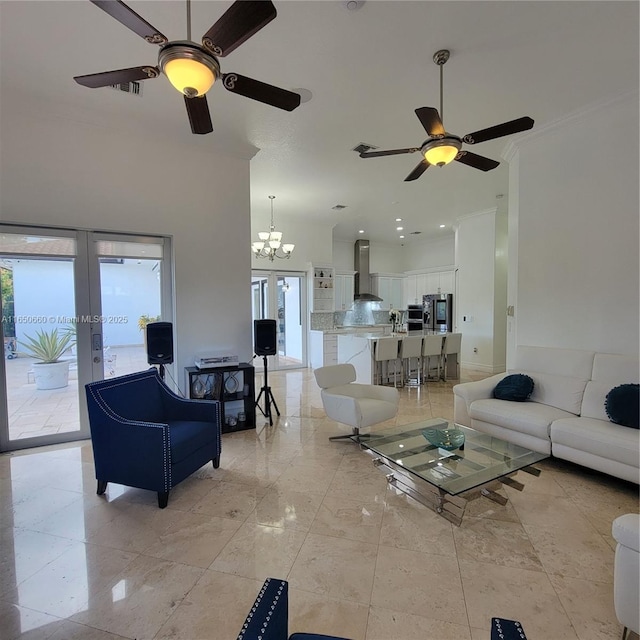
[251,270,307,370]
[0,225,172,452]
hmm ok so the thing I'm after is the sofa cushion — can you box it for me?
[493,374,534,402]
[551,416,640,468]
[521,371,588,415]
[469,398,575,440]
[514,346,595,379]
[591,353,639,382]
[605,384,640,429]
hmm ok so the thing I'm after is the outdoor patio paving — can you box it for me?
[4,345,148,441]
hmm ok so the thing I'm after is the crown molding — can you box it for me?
[502,89,639,161]
[456,207,498,223]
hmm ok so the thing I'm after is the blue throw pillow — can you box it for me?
[605,384,639,429]
[493,374,534,402]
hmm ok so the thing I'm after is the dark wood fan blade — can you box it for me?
[74,66,160,88]
[462,116,534,144]
[90,0,167,44]
[404,160,430,182]
[455,150,499,171]
[415,107,445,137]
[202,0,277,57]
[221,73,300,111]
[360,148,419,158]
[184,95,213,135]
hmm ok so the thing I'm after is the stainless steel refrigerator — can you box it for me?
[423,294,453,332]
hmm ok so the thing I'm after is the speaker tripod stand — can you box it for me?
[255,354,280,426]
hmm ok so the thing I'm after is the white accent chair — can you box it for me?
[613,513,640,640]
[314,363,399,442]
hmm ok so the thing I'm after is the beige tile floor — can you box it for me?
[0,367,638,640]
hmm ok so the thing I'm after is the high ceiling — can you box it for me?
[1,1,638,245]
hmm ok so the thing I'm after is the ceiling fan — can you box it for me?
[359,49,534,181]
[74,0,301,134]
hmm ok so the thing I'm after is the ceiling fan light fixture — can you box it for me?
[423,137,462,166]
[159,43,220,97]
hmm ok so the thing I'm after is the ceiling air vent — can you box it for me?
[110,81,143,96]
[352,142,378,154]
[410,231,422,235]
[332,204,347,210]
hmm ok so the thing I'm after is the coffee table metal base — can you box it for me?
[366,449,541,526]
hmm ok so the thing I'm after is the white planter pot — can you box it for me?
[33,361,70,390]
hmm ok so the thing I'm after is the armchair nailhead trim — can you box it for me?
[236,578,286,640]
[88,369,171,490]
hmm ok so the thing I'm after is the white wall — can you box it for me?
[456,209,503,372]
[12,259,160,347]
[12,260,75,344]
[252,217,333,271]
[99,260,160,346]
[509,92,639,358]
[333,238,407,274]
[0,102,254,373]
[400,235,455,272]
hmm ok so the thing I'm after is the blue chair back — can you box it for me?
[87,369,166,424]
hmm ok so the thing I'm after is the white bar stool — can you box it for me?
[399,335,423,386]
[442,332,462,381]
[374,336,401,387]
[422,334,445,382]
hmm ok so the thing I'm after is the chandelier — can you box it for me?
[251,196,295,261]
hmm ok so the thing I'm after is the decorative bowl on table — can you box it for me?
[422,426,465,451]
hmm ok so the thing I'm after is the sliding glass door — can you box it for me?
[0,226,172,452]
[251,270,307,370]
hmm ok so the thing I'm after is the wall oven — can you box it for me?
[406,304,423,331]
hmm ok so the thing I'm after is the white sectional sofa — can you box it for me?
[453,346,639,484]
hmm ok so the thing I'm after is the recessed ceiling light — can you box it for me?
[396,226,403,231]
[358,229,365,234]
[399,235,405,239]
[439,224,446,228]
[395,218,402,222]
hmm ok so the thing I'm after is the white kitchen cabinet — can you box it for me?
[371,274,405,309]
[334,271,355,310]
[405,270,455,299]
[309,331,338,368]
[309,264,335,312]
[404,274,417,305]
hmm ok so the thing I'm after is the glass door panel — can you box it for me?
[277,276,304,368]
[251,271,306,370]
[92,235,168,379]
[0,230,86,450]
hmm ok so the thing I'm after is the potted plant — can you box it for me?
[138,314,161,332]
[18,328,76,390]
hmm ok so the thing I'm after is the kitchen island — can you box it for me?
[309,325,391,369]
[336,332,458,384]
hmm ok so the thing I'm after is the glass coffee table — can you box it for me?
[361,418,548,526]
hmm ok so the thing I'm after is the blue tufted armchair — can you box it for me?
[85,368,221,508]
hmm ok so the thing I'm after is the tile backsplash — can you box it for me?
[310,309,393,330]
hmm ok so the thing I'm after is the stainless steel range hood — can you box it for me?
[354,239,382,301]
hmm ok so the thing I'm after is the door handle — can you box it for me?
[92,333,102,351]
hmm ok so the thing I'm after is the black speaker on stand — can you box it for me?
[253,319,280,426]
[146,321,173,380]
